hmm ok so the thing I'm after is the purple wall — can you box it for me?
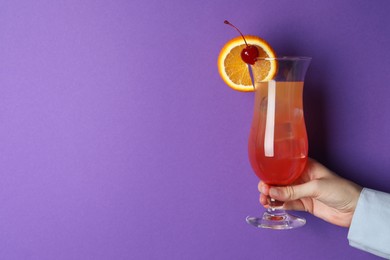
[0,0,389,259]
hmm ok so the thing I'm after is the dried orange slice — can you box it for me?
[217,35,277,92]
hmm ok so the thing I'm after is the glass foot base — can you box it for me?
[246,210,306,230]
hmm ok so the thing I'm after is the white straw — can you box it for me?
[264,80,276,157]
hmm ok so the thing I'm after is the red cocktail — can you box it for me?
[246,57,311,229]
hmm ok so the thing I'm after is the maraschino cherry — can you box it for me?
[224,20,259,65]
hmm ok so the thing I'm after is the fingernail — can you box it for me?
[269,188,279,197]
[259,184,265,193]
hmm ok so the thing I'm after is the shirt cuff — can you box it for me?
[348,188,390,259]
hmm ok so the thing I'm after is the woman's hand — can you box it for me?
[258,159,363,227]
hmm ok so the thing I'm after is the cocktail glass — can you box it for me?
[246,57,311,229]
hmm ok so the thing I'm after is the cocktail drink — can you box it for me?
[246,57,311,229]
[217,21,312,230]
[248,81,307,185]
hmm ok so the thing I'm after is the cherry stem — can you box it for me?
[224,20,248,47]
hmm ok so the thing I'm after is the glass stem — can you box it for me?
[269,197,283,212]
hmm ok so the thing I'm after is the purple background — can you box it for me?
[0,0,389,259]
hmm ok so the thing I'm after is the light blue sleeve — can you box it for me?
[348,188,390,259]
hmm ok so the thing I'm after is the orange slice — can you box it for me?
[217,35,277,92]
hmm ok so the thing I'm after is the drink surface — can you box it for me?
[248,81,308,185]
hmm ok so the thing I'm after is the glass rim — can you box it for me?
[255,56,312,61]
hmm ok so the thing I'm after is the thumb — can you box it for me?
[269,181,319,201]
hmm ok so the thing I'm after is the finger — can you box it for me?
[259,193,268,206]
[269,180,320,202]
[258,181,270,196]
[282,200,306,212]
